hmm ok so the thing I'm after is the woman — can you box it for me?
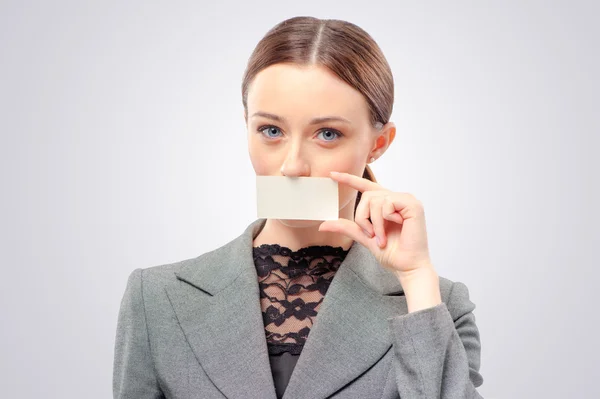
[113,16,484,399]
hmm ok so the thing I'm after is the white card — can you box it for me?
[256,176,339,221]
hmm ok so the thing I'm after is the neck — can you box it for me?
[253,198,356,252]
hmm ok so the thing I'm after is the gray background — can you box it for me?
[1,1,598,398]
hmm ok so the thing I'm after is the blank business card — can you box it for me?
[256,176,339,221]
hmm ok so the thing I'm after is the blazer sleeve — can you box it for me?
[387,280,484,398]
[113,268,165,399]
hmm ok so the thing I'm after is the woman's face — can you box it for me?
[245,63,392,227]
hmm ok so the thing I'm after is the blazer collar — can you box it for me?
[166,218,408,399]
[175,218,405,296]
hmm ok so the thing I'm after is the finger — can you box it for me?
[383,196,404,224]
[318,219,372,249]
[369,197,386,248]
[354,191,374,238]
[389,193,424,220]
[330,171,381,193]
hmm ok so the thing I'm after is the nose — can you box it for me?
[280,143,310,177]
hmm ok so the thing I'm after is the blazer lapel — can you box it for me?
[281,236,408,399]
[165,218,409,399]
[165,219,277,399]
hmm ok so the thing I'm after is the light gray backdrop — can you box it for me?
[1,1,598,398]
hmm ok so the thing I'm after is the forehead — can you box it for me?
[247,63,370,123]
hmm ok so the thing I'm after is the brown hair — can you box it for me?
[241,16,393,213]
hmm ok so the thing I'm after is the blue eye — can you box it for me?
[258,125,282,138]
[317,129,342,142]
[257,125,343,142]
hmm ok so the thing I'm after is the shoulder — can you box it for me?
[134,257,193,287]
[126,228,248,295]
[119,258,193,304]
[132,244,227,288]
[124,219,265,295]
[438,275,478,320]
[118,251,220,317]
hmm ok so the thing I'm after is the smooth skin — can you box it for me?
[244,63,441,312]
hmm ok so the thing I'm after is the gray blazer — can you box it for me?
[113,218,484,398]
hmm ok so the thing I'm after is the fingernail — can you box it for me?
[362,228,372,237]
[376,236,381,247]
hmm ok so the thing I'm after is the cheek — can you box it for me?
[317,153,366,209]
[248,136,274,175]
[315,145,366,175]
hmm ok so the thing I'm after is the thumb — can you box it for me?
[319,218,372,249]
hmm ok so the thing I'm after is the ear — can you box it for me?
[369,122,396,160]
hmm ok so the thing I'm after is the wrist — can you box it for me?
[394,263,437,283]
[396,266,442,313]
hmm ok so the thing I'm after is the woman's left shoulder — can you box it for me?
[438,275,478,317]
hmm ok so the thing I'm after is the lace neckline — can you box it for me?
[252,242,351,356]
[252,243,351,258]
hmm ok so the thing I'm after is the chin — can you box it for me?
[276,219,324,228]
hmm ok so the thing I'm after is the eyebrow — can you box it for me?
[251,111,352,125]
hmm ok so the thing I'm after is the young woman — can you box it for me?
[113,16,484,399]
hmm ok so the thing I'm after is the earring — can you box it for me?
[369,157,375,163]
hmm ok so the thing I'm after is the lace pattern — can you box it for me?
[252,244,350,355]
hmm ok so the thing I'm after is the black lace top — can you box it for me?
[252,243,351,398]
